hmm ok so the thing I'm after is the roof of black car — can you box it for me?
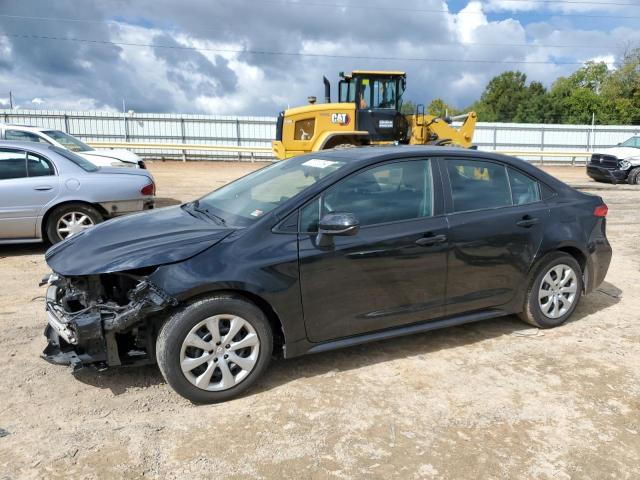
[311,145,517,164]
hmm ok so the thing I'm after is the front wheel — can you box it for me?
[156,294,273,403]
[519,253,583,328]
[627,167,640,185]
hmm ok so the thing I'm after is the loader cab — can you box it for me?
[338,71,407,142]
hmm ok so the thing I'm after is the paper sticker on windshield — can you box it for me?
[250,209,264,217]
[302,159,337,169]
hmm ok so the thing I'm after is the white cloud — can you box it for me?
[585,55,616,69]
[31,97,45,105]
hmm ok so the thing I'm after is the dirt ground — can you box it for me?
[1,161,639,479]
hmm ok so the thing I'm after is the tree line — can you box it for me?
[402,47,639,125]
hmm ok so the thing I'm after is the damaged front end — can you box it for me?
[41,269,176,370]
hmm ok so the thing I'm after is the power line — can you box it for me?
[1,0,639,24]
[463,0,640,5]
[245,0,640,19]
[1,33,610,66]
[0,15,630,50]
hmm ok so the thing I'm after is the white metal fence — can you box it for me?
[1,109,639,163]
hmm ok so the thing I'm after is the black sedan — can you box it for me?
[41,146,612,403]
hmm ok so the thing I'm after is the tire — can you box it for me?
[518,252,583,328]
[45,203,103,244]
[333,143,357,150]
[628,167,640,185]
[156,294,273,404]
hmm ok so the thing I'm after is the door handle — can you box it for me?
[516,216,539,228]
[33,185,53,191]
[416,234,447,246]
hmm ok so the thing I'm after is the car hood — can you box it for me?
[45,205,235,276]
[81,149,140,165]
[594,147,640,161]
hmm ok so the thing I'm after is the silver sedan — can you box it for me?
[0,141,155,244]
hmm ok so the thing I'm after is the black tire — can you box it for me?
[628,167,640,185]
[156,294,273,404]
[45,202,103,244]
[333,143,357,149]
[518,252,583,328]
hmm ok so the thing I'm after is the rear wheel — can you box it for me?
[45,203,103,244]
[627,167,640,185]
[333,143,357,150]
[156,294,273,403]
[519,253,583,328]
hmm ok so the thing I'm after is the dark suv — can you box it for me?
[41,146,612,403]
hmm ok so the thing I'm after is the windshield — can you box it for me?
[197,156,347,227]
[51,146,98,172]
[620,136,640,148]
[44,130,94,152]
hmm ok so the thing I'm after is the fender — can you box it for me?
[313,131,370,151]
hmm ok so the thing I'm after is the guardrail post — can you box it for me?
[571,156,576,166]
[180,117,187,162]
[63,114,70,133]
[123,114,129,142]
[235,119,241,162]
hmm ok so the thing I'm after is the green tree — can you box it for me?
[427,98,458,118]
[470,71,528,122]
[400,100,417,115]
[546,61,611,124]
[514,81,548,123]
[601,48,640,124]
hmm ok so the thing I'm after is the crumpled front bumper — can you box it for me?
[42,287,108,370]
[586,165,629,184]
[41,275,176,370]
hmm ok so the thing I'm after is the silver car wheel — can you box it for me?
[538,264,578,319]
[56,212,95,239]
[180,314,260,392]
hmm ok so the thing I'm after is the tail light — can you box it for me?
[141,182,155,196]
[593,204,608,217]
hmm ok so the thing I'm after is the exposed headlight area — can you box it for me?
[42,269,176,370]
[618,159,632,170]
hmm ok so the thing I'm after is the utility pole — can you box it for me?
[9,91,13,109]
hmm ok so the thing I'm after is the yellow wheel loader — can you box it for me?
[272,70,477,159]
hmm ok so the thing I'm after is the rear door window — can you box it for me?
[0,149,27,180]
[27,153,55,177]
[446,159,512,212]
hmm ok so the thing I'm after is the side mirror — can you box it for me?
[316,212,360,247]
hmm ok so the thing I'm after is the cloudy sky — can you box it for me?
[0,0,638,115]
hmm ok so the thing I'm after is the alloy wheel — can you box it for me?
[538,264,578,319]
[56,212,95,239]
[180,314,260,391]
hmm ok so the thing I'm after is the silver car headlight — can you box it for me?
[618,159,631,170]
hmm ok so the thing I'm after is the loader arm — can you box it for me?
[407,111,477,148]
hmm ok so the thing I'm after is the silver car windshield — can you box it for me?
[196,156,347,226]
[44,130,94,152]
